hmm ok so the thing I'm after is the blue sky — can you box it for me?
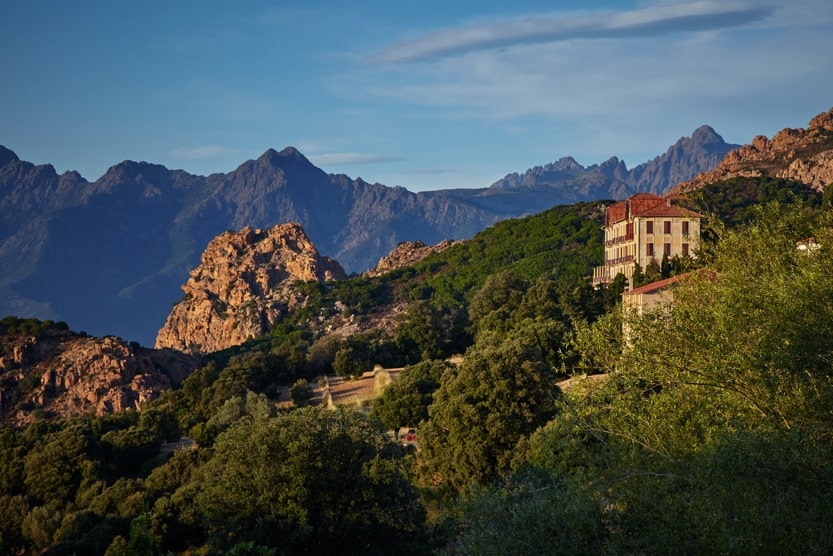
[2,1,832,192]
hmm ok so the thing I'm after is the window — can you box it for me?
[682,221,689,235]
[682,243,689,255]
[646,221,653,234]
[646,243,654,257]
[664,242,671,256]
[664,221,671,234]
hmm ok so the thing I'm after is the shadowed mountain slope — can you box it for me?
[0,125,735,344]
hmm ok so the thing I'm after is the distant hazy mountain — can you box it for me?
[469,125,739,213]
[0,126,734,344]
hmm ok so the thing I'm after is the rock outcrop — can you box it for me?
[0,322,198,427]
[672,107,833,194]
[155,223,346,354]
[364,239,458,277]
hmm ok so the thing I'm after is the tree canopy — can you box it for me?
[525,203,833,553]
[194,407,426,554]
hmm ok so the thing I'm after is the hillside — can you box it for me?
[0,198,610,427]
[2,170,833,553]
[672,107,833,194]
[0,316,198,427]
[0,126,731,345]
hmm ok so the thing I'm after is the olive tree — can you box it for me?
[419,333,559,491]
[194,407,426,554]
[371,360,449,433]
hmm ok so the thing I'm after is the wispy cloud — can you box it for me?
[171,145,236,160]
[309,152,404,166]
[371,1,773,63]
[405,167,457,176]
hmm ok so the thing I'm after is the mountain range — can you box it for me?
[0,125,737,345]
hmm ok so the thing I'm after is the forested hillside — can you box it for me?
[2,182,833,554]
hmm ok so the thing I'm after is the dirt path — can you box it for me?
[310,369,403,407]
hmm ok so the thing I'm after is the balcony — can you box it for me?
[604,255,634,266]
[604,231,635,247]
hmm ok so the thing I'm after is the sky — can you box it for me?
[2,0,832,192]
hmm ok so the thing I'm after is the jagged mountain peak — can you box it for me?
[0,145,20,167]
[256,146,313,167]
[598,156,624,170]
[487,127,737,198]
[691,124,723,144]
[0,117,749,345]
[94,160,176,196]
[234,147,325,186]
[553,156,584,171]
[99,159,170,181]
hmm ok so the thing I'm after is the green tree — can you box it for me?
[305,335,342,375]
[643,257,662,284]
[419,334,559,490]
[194,407,426,553]
[467,271,529,337]
[440,470,609,555]
[332,334,382,378]
[630,261,644,288]
[138,407,180,442]
[21,502,63,550]
[100,427,161,475]
[0,494,28,554]
[0,426,25,496]
[333,344,366,378]
[24,424,97,503]
[125,515,161,556]
[289,378,313,407]
[371,360,449,432]
[660,254,672,278]
[209,390,276,430]
[395,302,446,362]
[539,204,833,553]
[823,182,833,210]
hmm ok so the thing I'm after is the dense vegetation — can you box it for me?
[688,175,822,228]
[0,316,70,339]
[294,201,606,315]
[2,182,832,553]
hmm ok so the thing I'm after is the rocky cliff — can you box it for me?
[364,239,458,278]
[672,108,833,194]
[0,319,197,427]
[155,223,346,354]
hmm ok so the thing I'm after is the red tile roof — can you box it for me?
[605,193,702,225]
[623,273,689,295]
[624,270,715,295]
[636,204,703,218]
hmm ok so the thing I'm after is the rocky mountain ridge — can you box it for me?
[0,124,743,344]
[672,108,833,194]
[155,223,346,354]
[0,318,198,427]
[485,125,738,201]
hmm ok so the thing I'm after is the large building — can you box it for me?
[592,193,702,287]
